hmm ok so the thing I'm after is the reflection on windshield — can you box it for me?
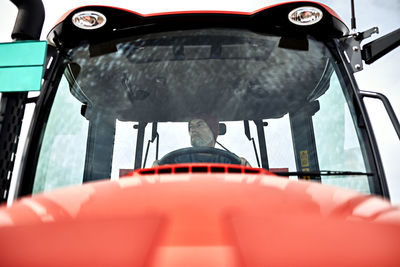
[68,29,329,122]
[33,28,373,195]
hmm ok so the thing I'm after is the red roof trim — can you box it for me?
[54,1,344,27]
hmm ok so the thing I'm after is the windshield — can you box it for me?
[32,28,374,194]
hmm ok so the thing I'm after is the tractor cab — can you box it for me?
[9,2,395,198]
[33,26,374,194]
[0,1,399,200]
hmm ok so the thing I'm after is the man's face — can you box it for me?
[189,119,215,147]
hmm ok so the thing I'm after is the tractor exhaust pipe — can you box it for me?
[10,0,45,40]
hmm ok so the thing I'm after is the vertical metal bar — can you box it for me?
[134,122,147,169]
[254,120,269,169]
[243,120,261,167]
[155,133,159,160]
[142,140,151,168]
[83,113,116,182]
[289,102,321,181]
[251,138,261,168]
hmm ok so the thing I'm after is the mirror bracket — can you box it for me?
[341,27,379,73]
[355,27,379,41]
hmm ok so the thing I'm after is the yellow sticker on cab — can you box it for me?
[300,150,309,167]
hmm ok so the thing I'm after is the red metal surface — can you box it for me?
[122,163,270,177]
[0,165,399,266]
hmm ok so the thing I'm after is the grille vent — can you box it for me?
[136,164,267,176]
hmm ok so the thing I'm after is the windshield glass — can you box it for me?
[32,28,373,195]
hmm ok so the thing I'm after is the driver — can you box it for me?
[189,118,218,148]
[189,118,250,166]
[153,118,250,166]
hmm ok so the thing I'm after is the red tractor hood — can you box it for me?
[0,165,399,266]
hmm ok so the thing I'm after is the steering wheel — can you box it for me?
[157,147,242,165]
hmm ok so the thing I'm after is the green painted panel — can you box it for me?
[0,41,47,67]
[0,66,43,92]
[0,41,47,92]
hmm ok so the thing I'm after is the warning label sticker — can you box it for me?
[300,150,309,167]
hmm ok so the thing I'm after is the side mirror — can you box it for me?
[362,28,400,64]
[0,40,47,92]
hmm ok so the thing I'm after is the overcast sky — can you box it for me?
[1,0,399,204]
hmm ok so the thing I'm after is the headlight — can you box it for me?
[288,7,323,26]
[72,11,107,30]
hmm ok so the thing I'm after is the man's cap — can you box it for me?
[188,117,219,140]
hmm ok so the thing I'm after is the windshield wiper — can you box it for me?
[272,170,374,177]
